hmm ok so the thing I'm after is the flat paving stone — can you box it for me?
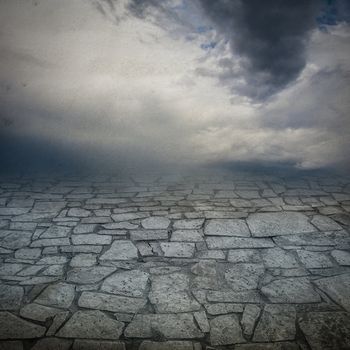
[101,270,149,297]
[210,314,246,345]
[57,310,124,339]
[160,242,195,258]
[261,248,299,268]
[299,312,350,350]
[314,273,350,311]
[311,215,343,231]
[35,282,75,308]
[247,212,315,237]
[141,216,170,229]
[173,219,204,229]
[40,225,71,238]
[78,291,147,313]
[67,266,116,284]
[235,343,299,350]
[204,219,250,237]
[253,304,296,342]
[0,284,24,310]
[171,230,204,242]
[19,303,62,321]
[262,277,321,303]
[124,313,203,339]
[241,304,261,337]
[139,341,200,350]
[72,234,112,245]
[73,340,126,350]
[31,338,72,350]
[0,311,46,339]
[296,250,333,268]
[206,236,274,249]
[130,230,168,241]
[331,249,350,265]
[100,240,138,260]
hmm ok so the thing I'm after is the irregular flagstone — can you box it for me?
[253,304,296,342]
[204,303,244,315]
[173,219,204,230]
[0,231,32,249]
[227,249,261,263]
[0,284,23,310]
[241,304,261,337]
[207,290,262,303]
[70,253,97,267]
[139,341,199,350]
[262,277,321,303]
[0,341,24,350]
[19,303,62,321]
[112,212,149,222]
[141,216,170,229]
[160,242,195,258]
[299,312,350,350]
[124,313,203,339]
[194,311,210,333]
[331,250,350,265]
[311,215,343,231]
[314,273,350,311]
[224,263,265,291]
[247,212,315,237]
[78,291,147,313]
[34,282,75,308]
[31,338,72,350]
[40,225,71,238]
[204,219,250,237]
[171,229,204,242]
[57,310,124,339]
[206,236,274,249]
[0,208,30,215]
[149,273,200,313]
[130,230,168,241]
[67,266,116,284]
[261,248,299,268]
[72,234,112,245]
[296,250,333,268]
[46,311,70,336]
[210,314,246,345]
[30,237,70,247]
[101,270,149,297]
[0,311,46,339]
[100,240,138,260]
[73,340,126,350]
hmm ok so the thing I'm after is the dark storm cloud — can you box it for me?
[196,0,322,100]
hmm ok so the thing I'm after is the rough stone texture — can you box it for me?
[210,314,246,345]
[247,212,315,237]
[253,304,296,342]
[299,312,350,350]
[1,172,350,348]
[57,310,124,339]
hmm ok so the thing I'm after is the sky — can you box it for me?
[0,0,349,173]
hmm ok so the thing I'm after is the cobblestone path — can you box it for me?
[0,171,350,349]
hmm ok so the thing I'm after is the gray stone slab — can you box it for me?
[206,237,274,249]
[141,216,170,229]
[78,291,146,313]
[171,230,204,242]
[72,234,112,245]
[262,277,321,303]
[261,248,299,268]
[296,250,333,268]
[67,266,116,284]
[73,340,126,350]
[207,290,262,303]
[101,270,149,297]
[210,314,246,345]
[331,250,350,265]
[204,303,244,315]
[130,230,168,241]
[160,242,195,258]
[253,304,296,342]
[241,304,261,337]
[224,264,265,291]
[314,273,350,311]
[31,338,72,350]
[0,312,46,339]
[204,219,250,237]
[57,310,124,339]
[139,341,199,350]
[100,240,138,260]
[173,219,204,230]
[35,283,75,308]
[247,212,315,237]
[19,303,61,321]
[0,284,23,310]
[311,215,343,231]
[124,313,203,339]
[40,225,71,238]
[0,231,32,249]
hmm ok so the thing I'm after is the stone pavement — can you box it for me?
[0,171,350,349]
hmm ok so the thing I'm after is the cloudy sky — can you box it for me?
[0,0,350,173]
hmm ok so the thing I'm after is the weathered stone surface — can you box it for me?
[57,310,124,339]
[139,341,199,350]
[296,250,333,268]
[15,248,41,259]
[67,266,116,284]
[206,237,274,249]
[171,230,203,242]
[40,225,71,238]
[0,312,46,339]
[0,231,32,249]
[72,234,112,245]
[19,303,61,321]
[0,284,23,310]
[31,237,70,247]
[101,270,149,297]
[73,340,126,350]
[124,313,203,339]
[70,253,97,267]
[241,304,261,337]
[130,230,168,241]
[235,343,299,350]
[68,208,91,217]
[0,341,24,350]
[331,249,350,265]
[204,219,250,237]
[253,304,296,342]
[31,338,72,350]
[314,273,350,311]
[160,242,195,258]
[262,277,321,303]
[224,264,265,291]
[141,216,170,229]
[207,290,262,303]
[227,249,261,263]
[204,303,244,315]
[173,219,204,230]
[78,292,146,313]
[100,240,138,260]
[299,312,350,350]
[311,215,343,231]
[210,314,246,345]
[261,248,298,268]
[35,283,75,308]
[247,212,315,237]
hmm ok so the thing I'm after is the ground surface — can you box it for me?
[0,170,350,350]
